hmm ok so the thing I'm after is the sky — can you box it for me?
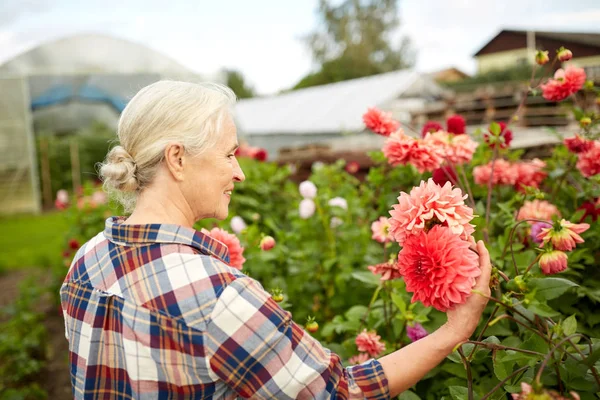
[1,0,600,95]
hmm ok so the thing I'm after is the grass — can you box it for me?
[0,211,69,270]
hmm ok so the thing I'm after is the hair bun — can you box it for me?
[99,146,139,192]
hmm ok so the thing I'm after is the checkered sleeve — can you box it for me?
[204,276,390,399]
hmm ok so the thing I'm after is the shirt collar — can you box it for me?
[103,216,230,264]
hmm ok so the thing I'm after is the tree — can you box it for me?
[294,0,413,90]
[225,69,256,99]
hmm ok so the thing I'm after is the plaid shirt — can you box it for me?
[60,217,389,399]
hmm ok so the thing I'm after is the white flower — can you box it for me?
[299,181,317,199]
[330,217,343,228]
[299,199,316,219]
[328,197,348,210]
[230,216,247,234]
[56,189,69,204]
[312,161,325,171]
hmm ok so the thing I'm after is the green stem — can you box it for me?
[466,340,545,357]
[536,334,587,384]
[359,284,382,331]
[458,347,474,400]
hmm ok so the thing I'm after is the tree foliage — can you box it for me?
[294,0,413,90]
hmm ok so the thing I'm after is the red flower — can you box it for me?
[421,121,443,137]
[576,141,600,177]
[68,239,80,250]
[250,147,268,161]
[484,122,513,149]
[431,165,457,185]
[363,107,400,137]
[446,115,466,135]
[578,200,600,222]
[345,161,360,174]
[201,227,246,270]
[564,135,595,154]
[541,66,586,102]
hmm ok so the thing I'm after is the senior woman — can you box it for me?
[60,80,491,399]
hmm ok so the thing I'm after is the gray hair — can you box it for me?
[98,80,237,212]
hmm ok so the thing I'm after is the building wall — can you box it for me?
[476,48,533,74]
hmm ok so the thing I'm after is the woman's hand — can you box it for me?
[444,240,492,343]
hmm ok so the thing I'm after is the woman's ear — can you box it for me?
[164,143,186,181]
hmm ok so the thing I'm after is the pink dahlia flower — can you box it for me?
[398,225,480,312]
[201,227,246,270]
[541,66,586,102]
[389,179,475,246]
[355,329,386,357]
[348,353,370,365]
[406,323,428,342]
[473,159,518,186]
[383,132,443,173]
[363,107,400,137]
[514,159,547,191]
[539,250,568,275]
[517,200,561,222]
[371,217,393,243]
[537,219,590,251]
[368,259,401,281]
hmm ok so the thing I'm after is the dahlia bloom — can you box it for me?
[348,353,370,366]
[328,197,348,210]
[425,131,478,165]
[299,199,316,219]
[576,141,600,177]
[539,250,568,275]
[473,159,518,186]
[432,165,457,185]
[230,216,247,234]
[514,159,547,191]
[483,122,513,149]
[388,179,475,245]
[201,227,246,270]
[368,259,401,281]
[55,189,69,210]
[299,180,317,199]
[355,329,386,357]
[363,107,400,137]
[235,144,268,161]
[398,225,480,311]
[541,66,586,102]
[406,323,428,342]
[446,115,466,135]
[517,200,561,222]
[383,131,443,173]
[537,219,590,251]
[578,200,600,222]
[530,221,551,244]
[512,382,580,400]
[564,135,594,154]
[371,217,393,243]
[421,121,443,137]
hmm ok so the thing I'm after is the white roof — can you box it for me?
[234,69,431,136]
[0,33,222,81]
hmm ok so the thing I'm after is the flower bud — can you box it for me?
[259,235,276,251]
[535,50,549,65]
[580,117,592,128]
[557,47,573,62]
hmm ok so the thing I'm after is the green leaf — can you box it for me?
[489,121,501,136]
[390,292,407,314]
[562,314,578,336]
[493,354,511,380]
[526,302,561,318]
[351,271,381,287]
[521,334,549,355]
[449,386,481,400]
[528,277,578,301]
[344,306,368,323]
[398,390,422,400]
